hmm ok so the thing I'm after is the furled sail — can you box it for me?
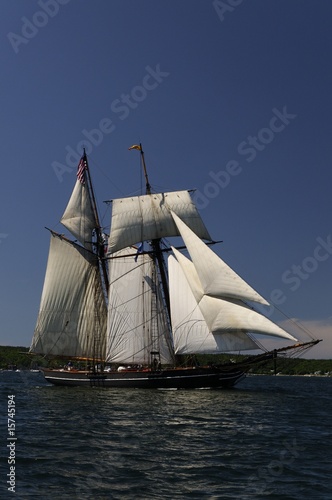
[108,190,211,254]
[106,247,174,364]
[171,211,268,305]
[30,233,107,358]
[61,162,96,251]
[169,255,260,353]
[171,233,297,342]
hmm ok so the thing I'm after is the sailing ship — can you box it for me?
[30,145,321,388]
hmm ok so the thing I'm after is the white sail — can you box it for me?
[106,247,174,364]
[61,178,96,250]
[30,233,107,358]
[172,246,297,342]
[171,211,268,305]
[108,190,211,254]
[169,255,259,353]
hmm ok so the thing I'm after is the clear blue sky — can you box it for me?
[1,0,331,358]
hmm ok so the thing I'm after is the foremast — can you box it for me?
[78,150,109,370]
[83,150,109,294]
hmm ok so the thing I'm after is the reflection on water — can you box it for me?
[0,372,331,499]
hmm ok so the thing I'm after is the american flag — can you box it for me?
[77,157,86,184]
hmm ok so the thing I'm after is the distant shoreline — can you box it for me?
[1,345,331,376]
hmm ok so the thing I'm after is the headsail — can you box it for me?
[169,255,260,353]
[171,211,268,305]
[30,233,107,359]
[171,222,297,342]
[108,190,211,254]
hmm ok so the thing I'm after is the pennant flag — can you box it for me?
[134,242,144,262]
[77,157,87,184]
[128,144,142,151]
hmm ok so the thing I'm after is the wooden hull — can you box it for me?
[41,366,245,389]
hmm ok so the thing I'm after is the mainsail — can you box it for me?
[106,186,215,364]
[106,247,174,364]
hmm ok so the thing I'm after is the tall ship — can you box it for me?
[30,145,321,388]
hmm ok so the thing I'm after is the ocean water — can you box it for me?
[0,371,331,500]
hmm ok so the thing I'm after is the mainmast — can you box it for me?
[129,144,173,365]
[139,143,152,195]
[135,144,171,316]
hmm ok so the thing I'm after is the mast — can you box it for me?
[83,149,109,293]
[83,150,109,368]
[139,143,152,195]
[138,144,171,317]
[129,144,174,365]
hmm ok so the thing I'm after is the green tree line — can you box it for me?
[0,346,46,370]
[1,346,331,375]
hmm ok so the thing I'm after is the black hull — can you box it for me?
[41,367,245,389]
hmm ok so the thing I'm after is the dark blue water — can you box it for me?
[1,371,331,499]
